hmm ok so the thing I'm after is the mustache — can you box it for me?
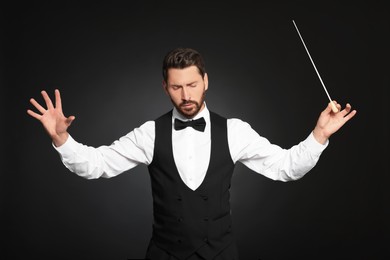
[180,100,198,106]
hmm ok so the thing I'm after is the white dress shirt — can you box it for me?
[55,104,328,190]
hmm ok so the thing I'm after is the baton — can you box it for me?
[292,20,339,113]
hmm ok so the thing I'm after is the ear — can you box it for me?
[204,73,209,91]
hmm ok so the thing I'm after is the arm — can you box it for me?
[229,120,326,181]
[228,101,356,181]
[53,123,154,179]
[27,89,154,179]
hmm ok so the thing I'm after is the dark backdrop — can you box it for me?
[2,1,388,259]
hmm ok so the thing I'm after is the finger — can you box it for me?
[65,115,76,126]
[343,109,357,122]
[29,98,46,114]
[340,103,352,117]
[328,101,339,113]
[55,89,62,111]
[27,109,42,120]
[336,103,342,112]
[323,102,333,114]
[330,100,340,112]
[41,90,54,110]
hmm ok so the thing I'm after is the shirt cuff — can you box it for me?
[52,134,78,156]
[304,131,329,155]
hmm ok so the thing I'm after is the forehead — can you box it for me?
[167,66,202,84]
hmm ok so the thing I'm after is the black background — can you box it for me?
[2,1,388,259]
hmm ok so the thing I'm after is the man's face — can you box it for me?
[163,65,208,119]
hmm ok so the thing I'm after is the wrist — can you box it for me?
[313,127,329,145]
[52,132,69,147]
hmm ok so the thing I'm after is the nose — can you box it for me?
[181,87,190,101]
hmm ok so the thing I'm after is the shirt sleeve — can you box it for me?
[53,120,155,179]
[227,118,328,181]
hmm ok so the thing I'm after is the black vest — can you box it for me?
[148,110,236,260]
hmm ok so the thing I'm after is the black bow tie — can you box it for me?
[174,117,206,132]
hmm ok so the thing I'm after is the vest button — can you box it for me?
[203,237,209,243]
[202,195,208,201]
[177,239,182,244]
[178,217,183,222]
[177,196,182,201]
[203,217,209,221]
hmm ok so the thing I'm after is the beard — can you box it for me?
[171,91,206,119]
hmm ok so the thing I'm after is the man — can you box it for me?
[27,47,356,260]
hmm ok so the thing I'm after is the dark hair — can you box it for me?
[162,47,206,82]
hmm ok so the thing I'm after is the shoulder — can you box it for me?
[128,120,155,139]
[227,117,252,130]
[139,120,155,129]
[226,117,262,143]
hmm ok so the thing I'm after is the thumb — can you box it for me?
[323,102,333,114]
[66,116,76,126]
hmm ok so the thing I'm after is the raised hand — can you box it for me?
[27,89,75,147]
[312,101,357,144]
